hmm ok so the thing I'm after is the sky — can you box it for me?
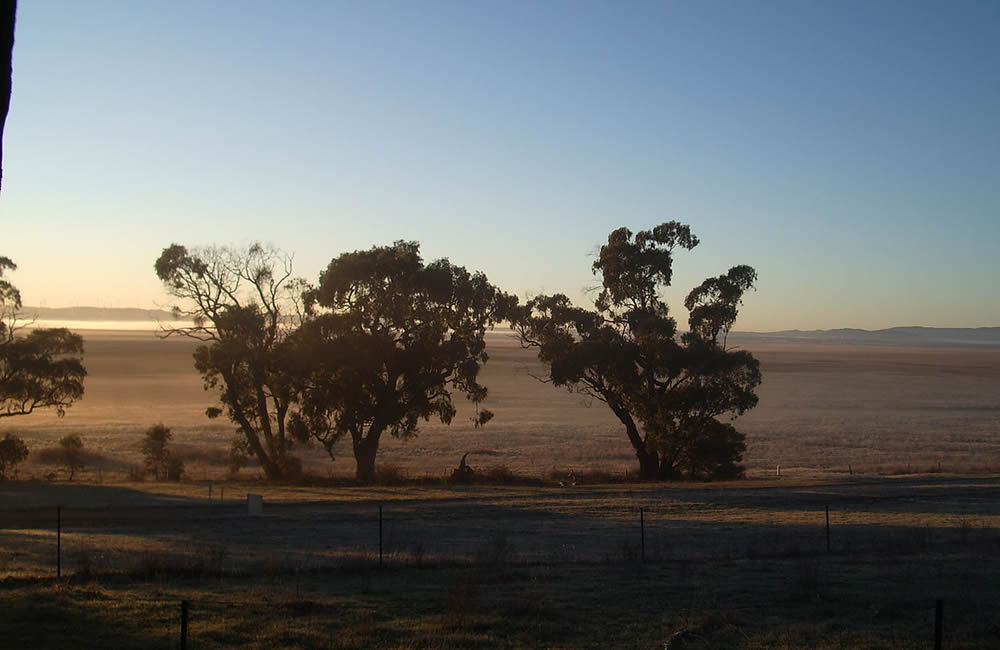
[1,0,998,331]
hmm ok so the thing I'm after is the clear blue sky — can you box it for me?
[1,0,997,330]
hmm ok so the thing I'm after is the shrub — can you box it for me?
[59,434,85,480]
[166,456,185,481]
[141,423,172,480]
[0,433,29,480]
[228,439,249,478]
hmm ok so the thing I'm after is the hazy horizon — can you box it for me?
[15,304,1000,339]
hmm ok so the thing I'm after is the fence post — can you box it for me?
[640,507,646,564]
[934,599,943,650]
[825,505,830,553]
[378,505,383,569]
[56,505,62,578]
[180,600,189,650]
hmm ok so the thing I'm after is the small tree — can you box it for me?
[59,433,84,480]
[166,456,184,481]
[294,241,513,483]
[0,432,28,479]
[141,423,172,480]
[1,256,86,418]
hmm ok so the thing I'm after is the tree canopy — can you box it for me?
[292,241,513,483]
[154,243,307,480]
[511,222,760,480]
[0,257,86,419]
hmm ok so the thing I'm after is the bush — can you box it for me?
[166,456,184,481]
[141,423,172,480]
[59,434,85,480]
[228,439,249,478]
[0,433,29,480]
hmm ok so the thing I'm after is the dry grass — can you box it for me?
[2,330,999,646]
[1,477,998,647]
[4,331,999,483]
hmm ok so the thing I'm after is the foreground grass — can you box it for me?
[3,544,999,649]
[3,476,999,647]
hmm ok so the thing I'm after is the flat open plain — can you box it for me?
[3,329,998,479]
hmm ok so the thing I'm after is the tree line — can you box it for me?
[154,222,761,483]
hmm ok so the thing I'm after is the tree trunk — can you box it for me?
[637,447,660,481]
[607,399,660,480]
[355,444,377,484]
[353,424,384,484]
[0,1,14,193]
[222,374,285,480]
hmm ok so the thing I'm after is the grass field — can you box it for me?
[1,476,998,648]
[2,329,998,647]
[3,329,999,481]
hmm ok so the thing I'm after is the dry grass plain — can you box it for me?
[2,329,999,647]
[4,329,999,480]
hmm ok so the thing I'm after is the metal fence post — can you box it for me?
[825,505,830,553]
[934,599,943,650]
[640,507,646,564]
[56,505,62,578]
[180,600,189,650]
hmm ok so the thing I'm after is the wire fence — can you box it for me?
[2,480,999,647]
[4,480,999,576]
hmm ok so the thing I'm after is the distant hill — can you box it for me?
[727,326,1000,348]
[18,307,1000,347]
[18,306,176,321]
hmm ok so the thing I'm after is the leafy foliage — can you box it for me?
[155,243,306,480]
[512,222,760,480]
[59,433,84,480]
[141,423,172,480]
[0,432,28,479]
[293,241,513,482]
[0,257,86,419]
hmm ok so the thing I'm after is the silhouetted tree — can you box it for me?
[59,433,84,480]
[1,257,86,418]
[141,423,172,480]
[0,432,27,479]
[293,241,512,483]
[511,223,760,480]
[0,0,14,193]
[155,243,307,480]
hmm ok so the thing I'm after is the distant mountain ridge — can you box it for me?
[727,326,1000,348]
[19,306,175,321]
[19,307,1000,347]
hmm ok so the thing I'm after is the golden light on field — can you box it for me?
[5,330,999,481]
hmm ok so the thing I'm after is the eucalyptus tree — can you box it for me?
[155,243,307,480]
[0,256,86,419]
[512,223,760,480]
[292,241,513,483]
